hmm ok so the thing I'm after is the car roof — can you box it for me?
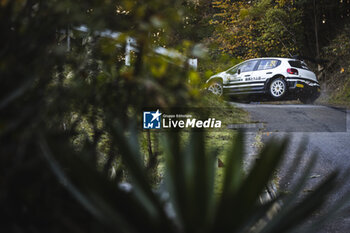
[224,57,300,72]
[246,57,295,61]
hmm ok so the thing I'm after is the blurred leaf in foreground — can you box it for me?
[39,129,350,233]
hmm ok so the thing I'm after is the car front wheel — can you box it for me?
[269,78,287,99]
[208,81,223,96]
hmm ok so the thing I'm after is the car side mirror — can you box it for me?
[237,69,241,75]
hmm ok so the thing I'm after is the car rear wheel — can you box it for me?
[208,81,223,96]
[269,78,287,99]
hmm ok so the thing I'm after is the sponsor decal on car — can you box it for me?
[245,76,262,81]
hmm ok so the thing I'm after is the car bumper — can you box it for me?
[287,79,321,98]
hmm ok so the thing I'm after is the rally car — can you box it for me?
[206,57,320,103]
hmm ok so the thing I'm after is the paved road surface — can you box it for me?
[231,102,350,233]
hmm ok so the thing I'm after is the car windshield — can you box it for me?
[288,60,310,70]
[227,66,238,75]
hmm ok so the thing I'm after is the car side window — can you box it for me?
[288,60,310,70]
[239,60,258,73]
[257,59,281,70]
[227,66,238,75]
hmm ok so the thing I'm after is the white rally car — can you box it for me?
[207,57,320,103]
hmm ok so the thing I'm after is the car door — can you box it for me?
[238,60,259,82]
[225,65,241,84]
[224,60,258,87]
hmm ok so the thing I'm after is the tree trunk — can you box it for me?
[313,0,321,71]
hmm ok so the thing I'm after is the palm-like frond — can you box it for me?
[40,129,348,233]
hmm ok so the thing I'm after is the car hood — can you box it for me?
[206,72,226,83]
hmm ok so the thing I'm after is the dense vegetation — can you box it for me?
[171,0,350,100]
[196,0,350,102]
[1,0,349,233]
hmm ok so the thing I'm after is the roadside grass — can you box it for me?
[201,94,250,194]
[140,94,251,192]
[70,93,253,193]
[326,78,350,108]
[199,94,250,125]
[319,25,350,108]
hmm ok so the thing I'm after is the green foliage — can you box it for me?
[320,25,350,106]
[1,0,350,232]
[0,0,205,231]
[138,94,250,187]
[294,0,350,57]
[198,53,242,82]
[168,0,215,46]
[208,0,350,60]
[198,94,250,125]
[209,0,302,59]
[40,129,348,233]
